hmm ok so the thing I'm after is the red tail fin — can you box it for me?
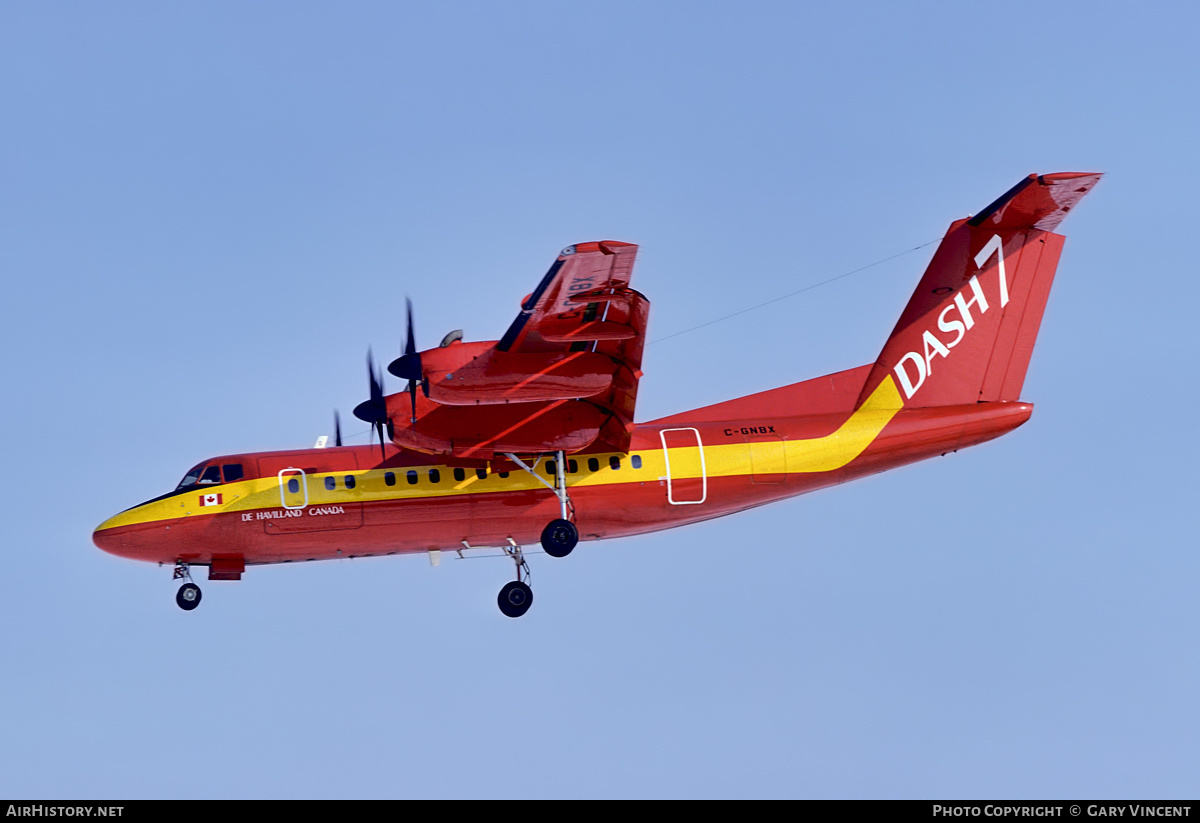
[859,172,1101,409]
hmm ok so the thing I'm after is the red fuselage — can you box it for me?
[93,366,1031,572]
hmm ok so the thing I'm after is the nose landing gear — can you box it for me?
[173,562,202,611]
[498,538,533,618]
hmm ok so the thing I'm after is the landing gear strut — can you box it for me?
[504,450,578,558]
[498,538,533,618]
[173,562,202,611]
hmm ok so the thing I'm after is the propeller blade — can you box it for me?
[334,410,343,448]
[387,298,423,381]
[405,297,416,356]
[349,349,391,460]
[382,298,424,424]
[353,349,388,425]
[369,349,383,403]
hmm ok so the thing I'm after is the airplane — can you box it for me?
[93,172,1100,617]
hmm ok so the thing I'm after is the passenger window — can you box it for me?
[429,469,441,483]
[476,469,487,480]
[546,460,556,475]
[498,471,510,479]
[454,468,465,482]
[325,477,336,491]
[632,455,642,469]
[610,456,621,470]
[406,470,418,485]
[222,464,244,482]
[385,472,396,486]
[199,465,221,485]
[345,476,356,489]
[568,460,578,474]
[287,478,300,494]
[588,457,599,472]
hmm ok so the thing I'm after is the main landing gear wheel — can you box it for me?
[176,583,202,611]
[498,580,533,618]
[503,450,580,558]
[540,518,578,558]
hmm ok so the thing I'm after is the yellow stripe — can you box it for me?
[657,375,903,480]
[785,373,902,472]
[97,377,902,531]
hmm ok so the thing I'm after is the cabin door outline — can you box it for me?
[659,427,707,505]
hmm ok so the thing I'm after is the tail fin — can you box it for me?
[859,172,1101,409]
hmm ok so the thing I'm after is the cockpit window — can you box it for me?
[177,465,204,489]
[177,462,244,490]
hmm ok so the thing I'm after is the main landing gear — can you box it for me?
[173,562,202,611]
[504,450,579,558]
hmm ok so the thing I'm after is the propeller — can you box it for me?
[388,298,423,423]
[352,349,389,460]
[334,410,343,448]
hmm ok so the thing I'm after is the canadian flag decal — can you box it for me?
[200,493,223,507]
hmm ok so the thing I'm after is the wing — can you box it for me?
[496,241,648,451]
[497,241,645,353]
[384,242,649,459]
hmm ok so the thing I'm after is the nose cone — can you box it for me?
[92,501,181,565]
[92,514,124,557]
[92,507,157,561]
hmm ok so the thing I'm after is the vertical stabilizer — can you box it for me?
[858,172,1101,409]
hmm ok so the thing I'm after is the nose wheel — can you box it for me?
[176,583,202,610]
[173,562,202,611]
[498,538,533,618]
[498,580,533,618]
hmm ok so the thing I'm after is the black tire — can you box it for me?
[498,580,533,618]
[540,518,578,558]
[176,583,202,611]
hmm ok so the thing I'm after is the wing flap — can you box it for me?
[388,400,608,459]
[539,320,638,343]
[425,350,614,405]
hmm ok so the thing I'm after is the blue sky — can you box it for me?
[2,1,1197,799]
